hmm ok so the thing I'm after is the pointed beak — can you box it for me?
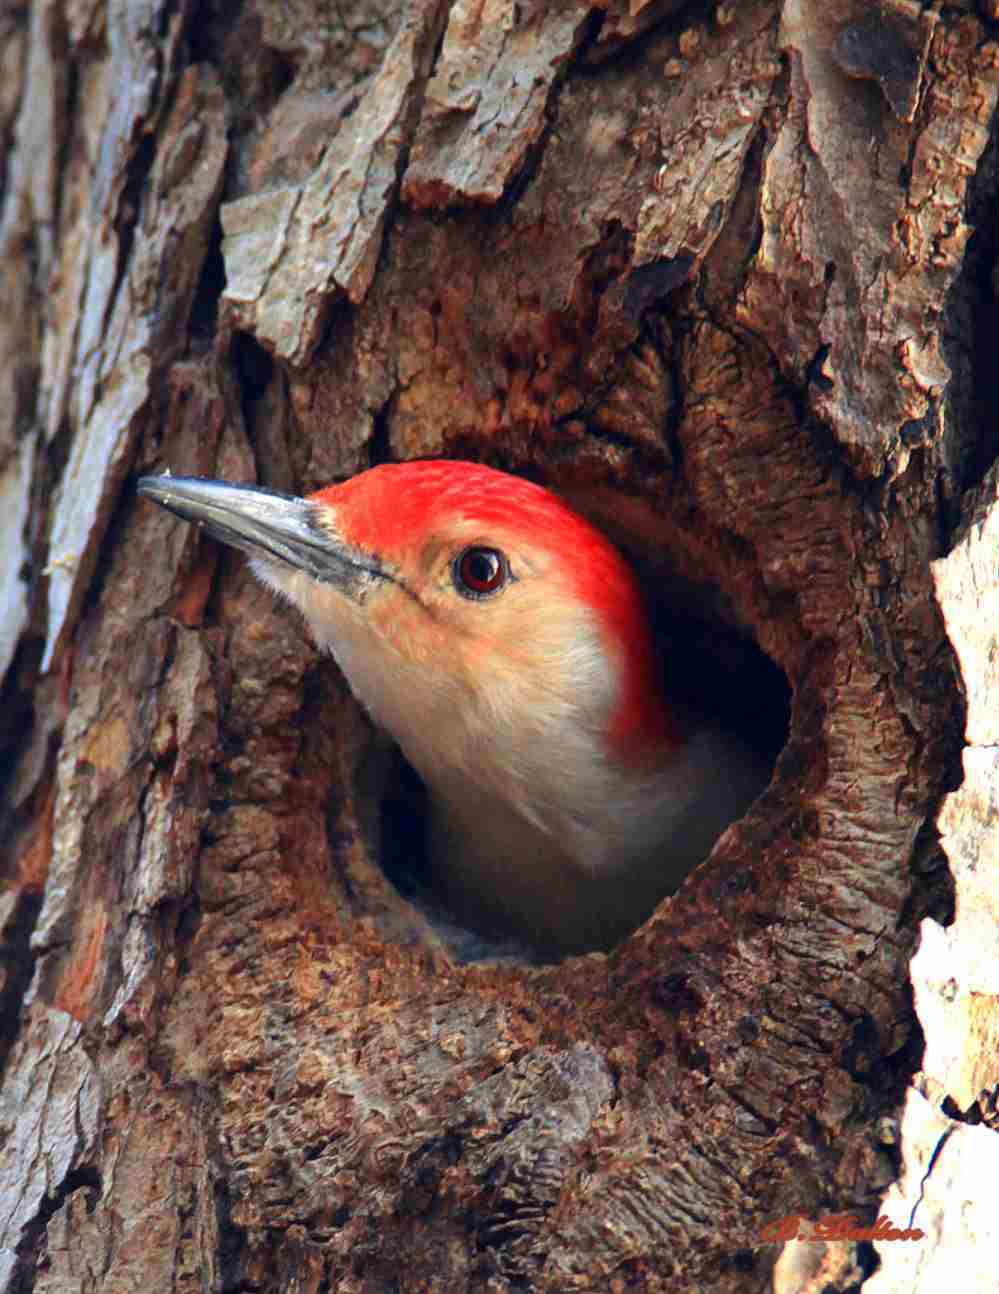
[137,475,380,593]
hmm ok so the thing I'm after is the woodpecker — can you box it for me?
[138,461,767,958]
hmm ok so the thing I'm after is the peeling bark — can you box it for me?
[1,1,997,1291]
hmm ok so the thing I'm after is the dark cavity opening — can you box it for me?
[373,526,790,965]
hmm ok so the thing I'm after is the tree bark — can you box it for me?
[1,1,997,1291]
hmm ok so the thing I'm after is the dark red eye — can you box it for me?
[453,546,508,598]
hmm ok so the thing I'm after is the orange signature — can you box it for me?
[758,1214,925,1244]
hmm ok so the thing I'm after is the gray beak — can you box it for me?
[137,475,379,590]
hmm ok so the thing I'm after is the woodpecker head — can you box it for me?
[139,462,676,773]
[139,461,765,954]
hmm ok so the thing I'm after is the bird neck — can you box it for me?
[426,721,767,958]
[300,594,766,956]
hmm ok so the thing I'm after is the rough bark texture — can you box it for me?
[1,0,997,1290]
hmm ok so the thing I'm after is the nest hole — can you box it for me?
[371,488,791,964]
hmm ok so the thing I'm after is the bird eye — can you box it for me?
[453,546,508,598]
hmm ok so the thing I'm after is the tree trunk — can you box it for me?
[2,1,997,1290]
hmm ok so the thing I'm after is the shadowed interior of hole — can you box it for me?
[372,548,791,961]
[376,748,432,906]
[644,589,791,769]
